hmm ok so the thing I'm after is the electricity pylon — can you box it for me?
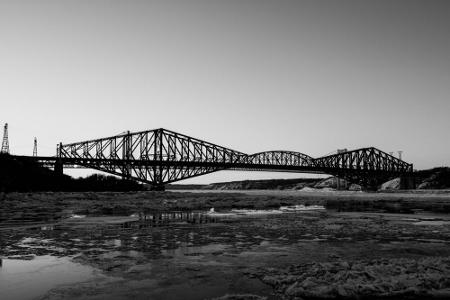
[33,137,37,156]
[1,123,9,154]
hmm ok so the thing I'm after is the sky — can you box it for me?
[1,0,449,183]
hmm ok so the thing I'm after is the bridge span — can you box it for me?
[15,128,414,190]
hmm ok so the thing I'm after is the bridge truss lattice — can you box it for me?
[51,128,413,189]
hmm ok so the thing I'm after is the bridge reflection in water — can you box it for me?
[122,212,217,229]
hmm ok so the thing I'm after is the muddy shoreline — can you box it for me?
[1,190,450,299]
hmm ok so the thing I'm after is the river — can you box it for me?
[1,202,450,299]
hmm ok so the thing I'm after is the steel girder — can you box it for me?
[314,147,412,173]
[58,128,246,187]
[51,128,413,189]
[246,151,314,167]
[313,147,414,188]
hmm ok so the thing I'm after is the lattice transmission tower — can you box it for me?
[33,137,37,156]
[1,123,9,154]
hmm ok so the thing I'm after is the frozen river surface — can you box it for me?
[1,204,450,300]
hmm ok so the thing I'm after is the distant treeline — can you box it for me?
[0,154,144,192]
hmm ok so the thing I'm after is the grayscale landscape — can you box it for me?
[1,0,450,299]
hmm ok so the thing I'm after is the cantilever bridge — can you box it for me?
[14,128,414,190]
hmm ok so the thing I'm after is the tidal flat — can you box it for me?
[1,190,450,299]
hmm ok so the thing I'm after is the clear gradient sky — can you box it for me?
[1,0,449,183]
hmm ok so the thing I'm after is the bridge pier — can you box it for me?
[364,179,380,192]
[149,184,165,191]
[400,175,416,190]
[54,158,63,175]
[54,142,64,175]
[336,176,348,190]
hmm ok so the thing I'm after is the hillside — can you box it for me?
[0,154,144,192]
[167,178,323,190]
[168,168,450,191]
[415,167,450,189]
[0,154,71,192]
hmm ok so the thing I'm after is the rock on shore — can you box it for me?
[379,178,401,190]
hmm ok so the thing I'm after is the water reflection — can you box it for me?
[0,209,66,227]
[0,207,328,266]
[121,211,217,229]
[0,207,325,300]
[123,205,325,229]
[1,206,325,231]
[0,256,97,300]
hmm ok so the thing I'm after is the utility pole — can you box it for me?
[1,123,9,154]
[33,137,37,156]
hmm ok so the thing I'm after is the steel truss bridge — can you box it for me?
[19,128,413,190]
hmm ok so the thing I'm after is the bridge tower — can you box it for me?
[33,137,37,156]
[54,142,63,174]
[1,123,9,154]
[335,149,348,190]
[122,130,132,179]
[152,128,165,191]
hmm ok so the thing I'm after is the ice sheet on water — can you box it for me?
[69,214,86,219]
[206,205,325,217]
[206,208,238,217]
[230,209,284,215]
[279,205,325,211]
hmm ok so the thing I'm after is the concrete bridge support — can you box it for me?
[149,184,165,191]
[54,158,63,175]
[400,175,416,190]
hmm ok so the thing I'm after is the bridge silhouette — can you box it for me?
[16,128,414,190]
